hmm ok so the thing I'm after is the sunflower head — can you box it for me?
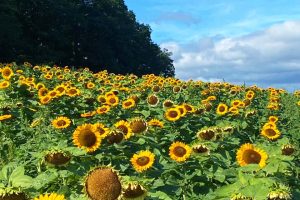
[268,184,292,200]
[85,167,122,200]
[169,141,192,162]
[93,123,109,138]
[261,127,281,141]
[0,191,27,200]
[268,116,278,123]
[106,95,119,106]
[0,80,10,89]
[192,144,210,154]
[236,143,268,168]
[107,130,124,144]
[52,116,71,129]
[147,94,159,106]
[163,100,174,108]
[115,120,132,139]
[130,118,148,134]
[44,150,71,167]
[197,128,216,141]
[1,67,14,80]
[96,105,110,114]
[165,107,181,122]
[148,119,164,128]
[281,144,295,156]
[122,99,136,109]
[73,124,101,153]
[130,150,155,172]
[216,103,228,115]
[122,183,147,200]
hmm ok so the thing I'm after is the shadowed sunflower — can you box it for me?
[216,103,228,115]
[169,141,192,162]
[131,150,155,172]
[147,94,159,106]
[85,167,121,200]
[52,116,71,129]
[165,107,181,122]
[73,124,101,152]
[34,193,65,200]
[261,127,280,140]
[236,143,268,168]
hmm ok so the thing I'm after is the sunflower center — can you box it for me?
[136,156,150,166]
[125,102,133,106]
[57,120,67,126]
[265,128,276,136]
[243,150,261,164]
[174,146,187,157]
[109,98,116,104]
[79,130,97,147]
[100,108,107,112]
[169,111,178,118]
[219,106,225,112]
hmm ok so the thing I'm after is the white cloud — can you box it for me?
[161,21,300,91]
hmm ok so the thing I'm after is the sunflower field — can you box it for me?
[0,62,299,200]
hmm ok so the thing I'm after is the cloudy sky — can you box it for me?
[124,0,300,91]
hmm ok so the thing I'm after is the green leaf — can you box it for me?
[9,166,24,183]
[148,191,173,200]
[11,175,32,188]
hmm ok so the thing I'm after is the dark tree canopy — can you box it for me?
[0,0,175,76]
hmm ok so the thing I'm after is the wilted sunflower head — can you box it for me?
[0,191,27,200]
[44,150,71,167]
[85,167,122,200]
[147,94,159,106]
[268,184,292,200]
[197,128,216,141]
[130,118,148,134]
[192,144,210,154]
[281,144,295,156]
[106,130,124,144]
[169,141,192,162]
[122,183,147,200]
[236,143,268,168]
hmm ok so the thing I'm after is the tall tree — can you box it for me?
[0,0,175,76]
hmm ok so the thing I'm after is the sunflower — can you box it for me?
[231,100,242,107]
[163,99,174,108]
[169,141,192,162]
[192,144,210,154]
[52,116,71,129]
[44,151,71,167]
[131,150,155,172]
[86,82,95,89]
[115,120,132,139]
[66,87,80,97]
[229,107,239,115]
[85,167,122,200]
[165,107,181,122]
[93,123,109,138]
[0,114,12,121]
[130,118,148,134]
[96,105,110,114]
[261,127,281,140]
[216,103,228,115]
[147,94,159,106]
[34,193,65,200]
[38,88,49,97]
[197,128,216,141]
[268,116,278,123]
[73,124,101,152]
[122,183,148,200]
[236,143,268,168]
[81,111,97,118]
[281,144,295,156]
[40,96,52,105]
[106,95,119,106]
[183,103,195,113]
[97,95,107,103]
[122,98,136,109]
[0,80,10,89]
[1,66,14,80]
[148,119,164,128]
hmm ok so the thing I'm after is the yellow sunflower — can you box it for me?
[93,123,109,138]
[0,80,10,89]
[66,87,80,97]
[0,114,12,121]
[216,103,228,115]
[169,141,192,162]
[148,119,164,128]
[268,116,278,123]
[1,66,14,80]
[34,193,65,200]
[40,95,52,105]
[96,105,110,114]
[165,107,181,122]
[73,124,101,152]
[236,143,268,168]
[261,127,281,140]
[131,150,155,172]
[177,105,187,117]
[122,98,136,109]
[106,95,119,106]
[147,94,159,106]
[52,116,71,129]
[115,120,132,139]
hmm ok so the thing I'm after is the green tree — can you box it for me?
[0,0,175,77]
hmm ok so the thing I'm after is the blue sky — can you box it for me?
[125,0,300,91]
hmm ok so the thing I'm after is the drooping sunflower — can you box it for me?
[281,144,295,156]
[93,123,109,138]
[122,183,148,200]
[115,120,132,139]
[33,193,65,200]
[236,143,268,168]
[169,141,192,162]
[0,80,10,89]
[96,105,110,114]
[1,66,14,80]
[44,150,71,167]
[85,167,122,200]
[122,98,136,109]
[73,124,101,152]
[216,103,228,115]
[130,150,155,172]
[148,119,164,128]
[164,107,181,122]
[52,116,71,129]
[261,127,281,140]
[130,118,148,134]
